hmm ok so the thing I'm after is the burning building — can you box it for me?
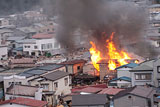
[53,0,158,80]
[89,32,139,80]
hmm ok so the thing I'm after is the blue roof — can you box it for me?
[116,63,138,70]
[18,64,65,78]
[109,76,131,82]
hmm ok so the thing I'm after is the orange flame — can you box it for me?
[89,32,131,71]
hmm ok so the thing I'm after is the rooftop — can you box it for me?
[0,97,47,107]
[98,88,124,95]
[114,86,155,99]
[116,63,138,70]
[72,94,108,106]
[130,65,153,72]
[32,33,55,39]
[109,76,131,82]
[60,59,86,65]
[42,70,69,81]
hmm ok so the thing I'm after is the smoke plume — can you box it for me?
[54,0,157,58]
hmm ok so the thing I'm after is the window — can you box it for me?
[64,78,68,86]
[34,45,38,49]
[77,66,80,70]
[41,84,49,90]
[54,42,59,48]
[158,80,160,87]
[54,82,58,90]
[135,73,151,80]
[158,66,160,73]
[41,44,46,49]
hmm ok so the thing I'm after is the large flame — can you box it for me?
[89,32,131,72]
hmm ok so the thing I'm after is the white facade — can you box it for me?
[131,71,153,86]
[117,67,132,78]
[3,75,28,92]
[23,38,60,56]
[0,46,8,60]
[0,18,9,26]
[31,75,71,100]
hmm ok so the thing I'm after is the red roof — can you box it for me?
[0,97,47,107]
[98,88,124,95]
[71,84,107,93]
[32,33,54,39]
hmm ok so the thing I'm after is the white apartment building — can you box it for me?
[23,34,60,56]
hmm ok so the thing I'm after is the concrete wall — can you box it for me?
[117,67,132,78]
[0,46,8,60]
[3,75,28,92]
[114,94,149,107]
[131,71,153,86]
[153,59,160,87]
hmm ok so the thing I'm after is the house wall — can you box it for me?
[73,63,84,74]
[0,19,9,26]
[114,94,149,107]
[117,67,132,78]
[131,71,153,86]
[0,46,8,60]
[23,38,61,56]
[5,94,34,100]
[30,75,71,104]
[23,43,37,55]
[110,80,131,88]
[36,38,60,51]
[153,59,160,87]
[3,75,28,92]
[83,63,96,75]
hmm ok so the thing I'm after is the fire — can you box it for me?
[90,32,131,71]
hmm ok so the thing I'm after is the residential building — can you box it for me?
[109,76,131,88]
[3,75,28,93]
[5,84,42,100]
[153,58,160,87]
[116,63,138,78]
[0,18,9,27]
[113,86,156,107]
[0,97,47,107]
[130,60,154,86]
[98,88,124,99]
[0,45,7,60]
[29,70,71,106]
[72,94,109,107]
[8,58,37,68]
[23,33,60,56]
[61,59,86,74]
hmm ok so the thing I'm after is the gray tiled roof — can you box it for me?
[42,70,69,81]
[114,86,155,99]
[72,94,107,106]
[37,64,64,71]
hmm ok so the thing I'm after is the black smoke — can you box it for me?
[48,0,158,58]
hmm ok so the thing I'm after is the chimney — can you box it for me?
[98,59,109,80]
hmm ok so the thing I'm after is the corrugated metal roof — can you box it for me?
[72,94,107,106]
[37,64,64,71]
[42,70,69,81]
[109,76,131,82]
[131,65,153,71]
